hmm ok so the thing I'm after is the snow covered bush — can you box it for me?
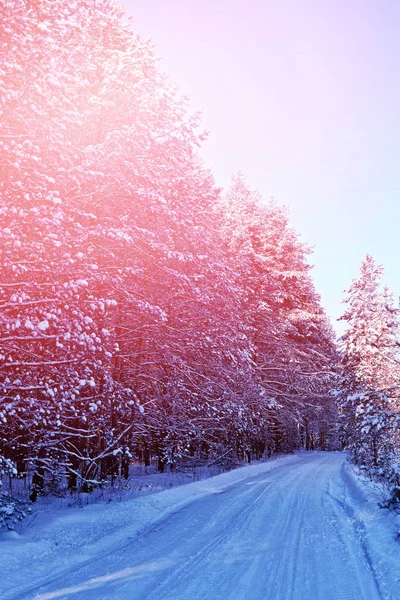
[0,456,17,488]
[0,492,32,531]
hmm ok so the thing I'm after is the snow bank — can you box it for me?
[338,462,400,597]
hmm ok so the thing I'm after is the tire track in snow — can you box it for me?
[144,479,281,599]
[262,458,319,599]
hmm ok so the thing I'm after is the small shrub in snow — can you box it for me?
[0,492,32,531]
[385,464,400,511]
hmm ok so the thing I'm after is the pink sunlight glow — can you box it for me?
[123,0,400,333]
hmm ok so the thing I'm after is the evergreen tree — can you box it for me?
[218,175,338,454]
[338,254,400,481]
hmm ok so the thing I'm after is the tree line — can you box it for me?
[0,0,339,499]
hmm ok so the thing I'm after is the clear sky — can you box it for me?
[121,0,400,334]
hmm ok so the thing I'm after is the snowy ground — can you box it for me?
[1,452,399,599]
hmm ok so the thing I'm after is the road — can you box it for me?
[10,452,397,599]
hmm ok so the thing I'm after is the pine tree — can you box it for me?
[338,254,400,478]
[217,175,338,454]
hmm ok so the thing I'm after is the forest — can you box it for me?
[0,0,399,521]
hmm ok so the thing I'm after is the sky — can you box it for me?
[121,0,400,334]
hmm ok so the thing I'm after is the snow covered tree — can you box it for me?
[338,255,400,482]
[339,256,400,391]
[217,175,338,454]
[0,0,141,491]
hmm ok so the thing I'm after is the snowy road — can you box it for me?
[6,452,400,599]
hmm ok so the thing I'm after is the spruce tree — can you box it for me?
[338,254,400,477]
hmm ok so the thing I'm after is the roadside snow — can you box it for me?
[337,461,400,599]
[0,454,300,598]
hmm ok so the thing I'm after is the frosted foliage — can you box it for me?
[0,0,338,500]
[338,254,400,496]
